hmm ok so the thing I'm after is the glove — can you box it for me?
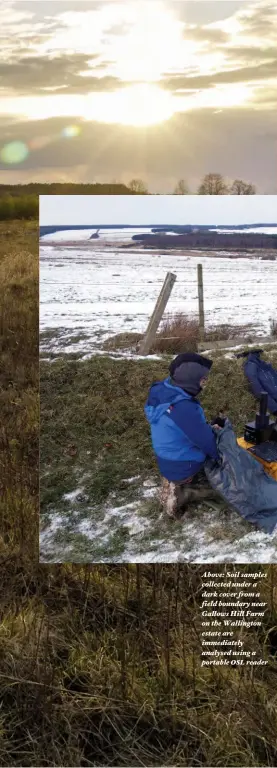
[211,415,226,429]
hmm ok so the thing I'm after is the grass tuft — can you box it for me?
[103,313,255,355]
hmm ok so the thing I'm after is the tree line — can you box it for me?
[0,174,257,220]
[132,231,277,250]
[130,174,256,195]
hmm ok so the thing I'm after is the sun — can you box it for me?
[0,84,174,127]
[84,84,174,127]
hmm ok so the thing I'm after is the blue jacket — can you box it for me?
[144,377,219,481]
[244,352,277,414]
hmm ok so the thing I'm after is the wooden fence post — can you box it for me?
[197,264,205,342]
[197,335,277,352]
[139,271,177,355]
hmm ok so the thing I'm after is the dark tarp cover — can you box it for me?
[204,420,277,534]
[242,351,277,414]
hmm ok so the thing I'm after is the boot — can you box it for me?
[188,469,220,501]
[159,479,203,519]
[174,483,219,518]
[159,475,220,520]
[159,478,180,518]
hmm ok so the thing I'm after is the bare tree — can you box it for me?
[229,179,256,194]
[129,178,148,194]
[173,179,189,195]
[198,173,228,195]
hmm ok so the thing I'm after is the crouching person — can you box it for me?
[144,352,222,519]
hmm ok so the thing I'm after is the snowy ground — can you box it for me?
[39,226,277,563]
[39,473,277,564]
[40,226,277,358]
[41,227,154,243]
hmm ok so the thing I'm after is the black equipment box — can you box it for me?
[244,391,277,445]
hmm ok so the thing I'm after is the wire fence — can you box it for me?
[40,246,277,356]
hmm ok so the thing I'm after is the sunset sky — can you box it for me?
[1,0,276,192]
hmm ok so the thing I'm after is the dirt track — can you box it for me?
[40,239,276,259]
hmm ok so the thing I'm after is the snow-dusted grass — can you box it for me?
[40,353,277,564]
[40,470,277,564]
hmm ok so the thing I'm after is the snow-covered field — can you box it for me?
[39,227,277,564]
[210,227,277,235]
[40,226,277,357]
[41,227,154,243]
[41,226,277,241]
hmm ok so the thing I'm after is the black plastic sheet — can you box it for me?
[204,420,277,534]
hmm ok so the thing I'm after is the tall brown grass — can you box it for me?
[270,318,277,337]
[0,223,38,562]
[1,221,277,766]
[103,313,255,355]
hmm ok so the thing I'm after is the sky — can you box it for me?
[39,194,277,225]
[1,0,277,192]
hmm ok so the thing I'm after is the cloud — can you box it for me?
[163,59,277,90]
[250,84,277,107]
[175,1,252,25]
[183,25,229,44]
[0,0,275,194]
[0,54,124,94]
[237,1,277,34]
[0,108,276,193]
[225,46,277,62]
[19,1,104,18]
[1,0,276,101]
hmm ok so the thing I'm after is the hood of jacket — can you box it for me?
[144,377,194,425]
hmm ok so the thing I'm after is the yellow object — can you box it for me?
[237,437,277,481]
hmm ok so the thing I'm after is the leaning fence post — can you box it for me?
[139,271,177,355]
[197,264,205,342]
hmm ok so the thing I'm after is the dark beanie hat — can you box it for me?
[169,352,213,377]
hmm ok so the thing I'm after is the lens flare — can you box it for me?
[0,141,29,164]
[62,125,81,138]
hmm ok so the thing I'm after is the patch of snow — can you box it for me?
[141,484,158,499]
[142,478,156,488]
[212,227,277,235]
[122,475,141,484]
[202,340,277,356]
[39,513,68,553]
[142,489,157,499]
[63,488,84,502]
[41,227,153,243]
